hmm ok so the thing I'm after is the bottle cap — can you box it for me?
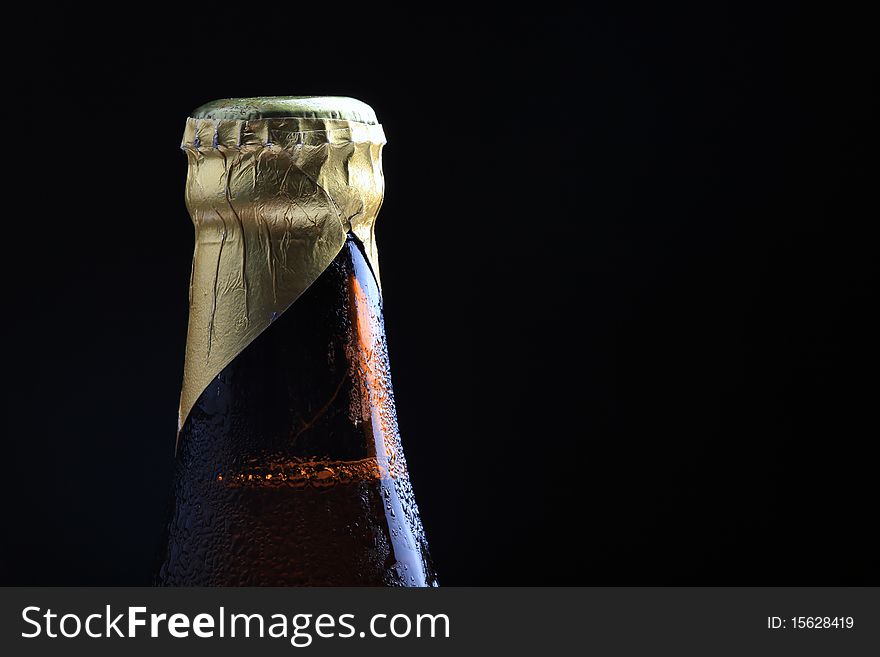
[190,96,378,125]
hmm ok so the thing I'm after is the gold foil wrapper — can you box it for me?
[178,113,386,433]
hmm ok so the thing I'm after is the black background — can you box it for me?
[2,5,875,585]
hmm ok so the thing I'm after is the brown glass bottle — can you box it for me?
[156,235,437,586]
[156,96,436,586]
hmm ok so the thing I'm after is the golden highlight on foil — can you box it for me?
[178,110,386,434]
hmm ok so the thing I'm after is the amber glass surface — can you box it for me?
[156,236,436,586]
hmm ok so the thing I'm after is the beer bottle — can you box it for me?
[155,97,437,586]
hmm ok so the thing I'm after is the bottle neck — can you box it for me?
[178,114,386,432]
[177,235,403,482]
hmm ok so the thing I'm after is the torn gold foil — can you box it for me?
[178,100,386,433]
